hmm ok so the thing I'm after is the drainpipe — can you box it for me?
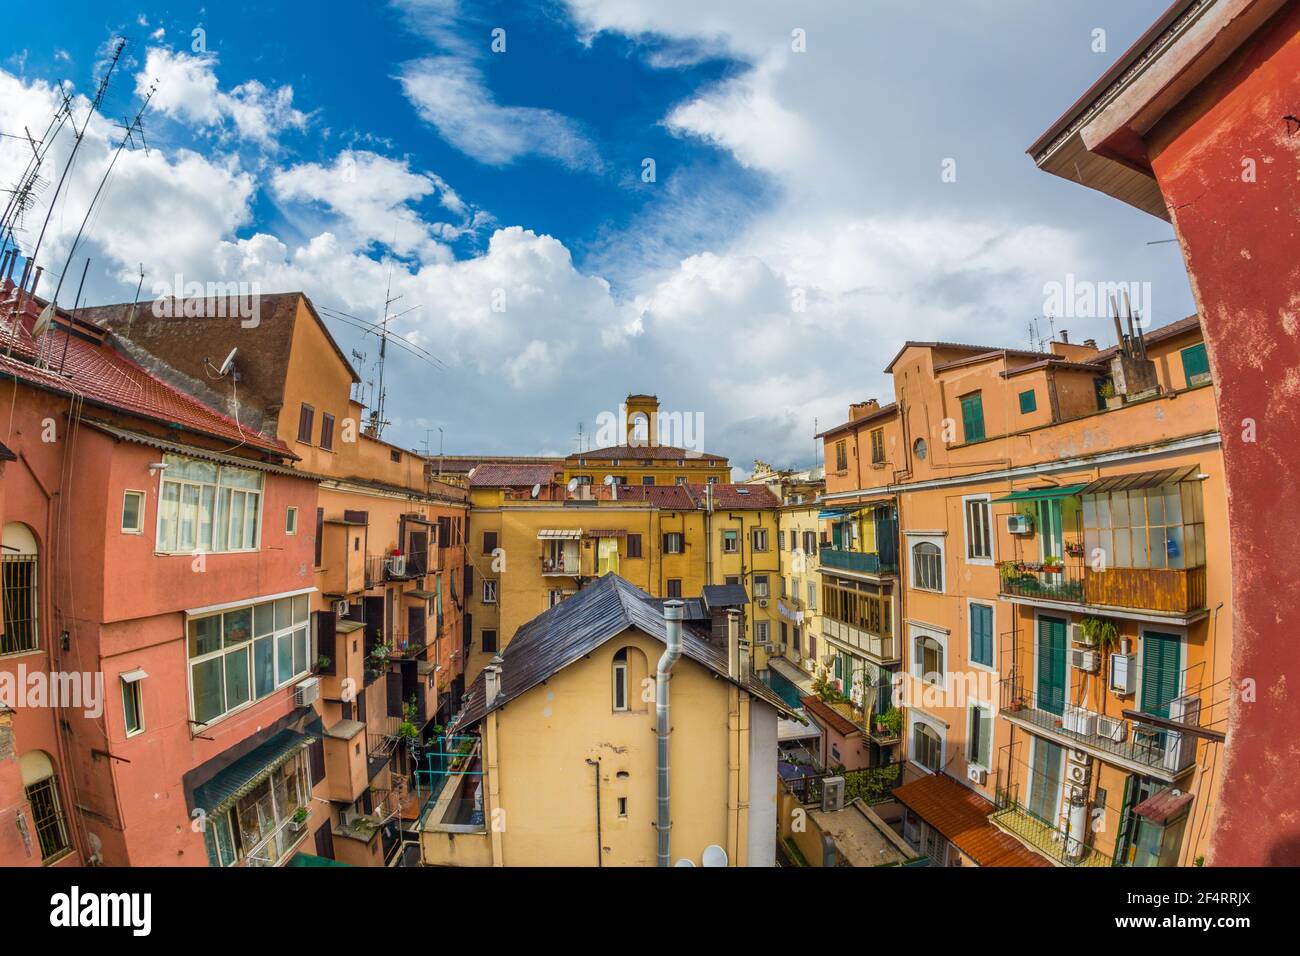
[585,758,603,867]
[656,600,684,867]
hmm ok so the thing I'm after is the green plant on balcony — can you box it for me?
[875,706,903,738]
[316,654,332,671]
[1079,614,1120,652]
[397,720,420,741]
[369,644,389,665]
[292,806,309,825]
[997,560,1020,583]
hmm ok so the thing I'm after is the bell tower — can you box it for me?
[624,394,659,446]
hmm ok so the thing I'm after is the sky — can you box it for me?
[0,0,1196,474]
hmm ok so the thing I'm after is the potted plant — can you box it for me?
[316,654,332,672]
[288,806,309,833]
[1100,380,1123,409]
[1079,614,1120,652]
[876,706,903,739]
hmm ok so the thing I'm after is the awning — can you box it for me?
[287,853,351,867]
[537,529,582,539]
[992,483,1088,503]
[1133,787,1194,824]
[120,668,148,683]
[192,729,312,816]
[585,529,627,537]
[817,507,860,519]
[336,619,365,634]
[1079,465,1198,496]
[406,589,438,600]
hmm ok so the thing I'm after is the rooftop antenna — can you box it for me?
[0,87,73,262]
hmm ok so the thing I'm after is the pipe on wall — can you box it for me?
[656,600,684,867]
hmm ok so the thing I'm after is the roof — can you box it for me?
[1133,786,1195,823]
[191,729,312,815]
[569,444,727,463]
[1078,464,1198,495]
[450,573,797,730]
[83,421,315,477]
[0,284,290,457]
[1086,314,1202,363]
[469,462,560,487]
[801,695,860,737]
[701,583,750,609]
[991,483,1088,503]
[594,483,697,509]
[893,773,1051,867]
[884,341,1046,374]
[816,402,899,439]
[690,483,780,509]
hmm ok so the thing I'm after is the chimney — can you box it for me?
[1059,329,1069,344]
[484,655,504,706]
[848,398,881,421]
[1083,338,1097,349]
[726,609,741,679]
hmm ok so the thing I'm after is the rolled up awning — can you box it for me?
[1078,465,1199,496]
[992,483,1088,503]
[537,529,582,539]
[192,729,312,816]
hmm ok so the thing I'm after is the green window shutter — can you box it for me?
[1181,343,1211,385]
[1141,630,1182,718]
[1036,616,1066,715]
[971,604,992,667]
[1018,389,1037,414]
[960,394,985,442]
[979,709,994,768]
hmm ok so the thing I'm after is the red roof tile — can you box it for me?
[569,443,727,463]
[468,462,561,487]
[688,483,780,510]
[893,772,1052,867]
[801,695,860,737]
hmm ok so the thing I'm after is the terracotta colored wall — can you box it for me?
[1146,1,1300,865]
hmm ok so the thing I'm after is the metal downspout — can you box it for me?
[656,600,684,866]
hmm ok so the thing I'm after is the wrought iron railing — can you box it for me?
[785,762,904,808]
[998,561,1085,603]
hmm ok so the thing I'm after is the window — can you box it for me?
[806,580,817,610]
[286,507,298,535]
[835,440,848,472]
[617,797,628,817]
[675,476,687,485]
[1018,389,1037,414]
[722,530,738,553]
[870,428,885,464]
[626,534,642,558]
[913,438,928,461]
[121,490,145,533]
[122,677,144,736]
[802,530,816,555]
[911,719,942,773]
[205,754,309,867]
[662,532,683,554]
[666,579,682,598]
[707,476,719,484]
[296,404,315,443]
[780,577,787,598]
[964,497,992,562]
[792,626,801,653]
[959,392,985,443]
[612,648,629,711]
[968,703,993,770]
[754,574,770,598]
[914,634,944,685]
[969,602,993,668]
[156,454,263,554]
[320,412,335,450]
[911,541,943,591]
[2,523,39,654]
[612,475,627,485]
[1181,342,1211,386]
[482,580,498,604]
[188,593,309,725]
[390,450,401,463]
[574,474,592,485]
[483,531,498,554]
[751,529,769,551]
[725,576,740,586]
[482,629,498,652]
[642,475,655,485]
[1082,480,1205,570]
[22,755,70,861]
[755,621,770,646]
[314,507,324,566]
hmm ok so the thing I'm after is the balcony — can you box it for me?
[365,551,428,587]
[822,616,898,665]
[989,798,1110,867]
[819,547,897,576]
[540,553,580,576]
[999,674,1200,783]
[999,561,1207,619]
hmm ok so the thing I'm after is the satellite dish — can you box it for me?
[602,475,614,485]
[530,483,541,499]
[701,844,728,867]
[32,302,55,338]
[674,859,696,867]
[566,478,578,493]
[218,346,238,376]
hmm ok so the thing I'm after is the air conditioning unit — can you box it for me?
[1006,513,1033,535]
[293,677,320,708]
[1062,704,1097,736]
[822,776,846,813]
[1096,715,1127,742]
[967,764,987,785]
[1070,622,1094,646]
[1109,652,1136,695]
[1066,761,1091,786]
[1070,648,1099,673]
[758,597,769,608]
[777,643,788,654]
[333,599,349,617]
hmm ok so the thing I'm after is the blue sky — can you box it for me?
[0,1,1193,471]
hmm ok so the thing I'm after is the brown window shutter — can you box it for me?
[320,412,335,450]
[298,404,315,443]
[387,671,405,717]
[308,737,326,785]
[314,611,336,675]
[313,823,335,860]
[314,507,324,566]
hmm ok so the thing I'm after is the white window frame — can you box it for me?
[753,574,770,598]
[909,622,948,691]
[122,677,144,737]
[754,620,770,646]
[482,580,498,604]
[907,532,945,593]
[155,454,264,555]
[962,494,994,565]
[909,710,946,774]
[966,698,994,773]
[664,533,683,555]
[966,597,996,673]
[806,580,817,610]
[722,530,738,553]
[285,506,298,535]
[612,658,629,711]
[121,489,146,534]
[751,529,769,552]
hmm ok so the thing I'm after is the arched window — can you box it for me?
[912,722,942,773]
[914,635,944,685]
[612,648,629,711]
[911,541,943,592]
[20,751,71,860]
[2,522,39,654]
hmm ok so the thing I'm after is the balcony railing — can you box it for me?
[365,552,428,587]
[999,561,1207,615]
[540,554,580,575]
[819,547,898,576]
[822,616,898,665]
[999,672,1199,781]
[989,798,1110,867]
[783,762,904,808]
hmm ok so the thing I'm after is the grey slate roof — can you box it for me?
[450,574,796,730]
[701,584,750,610]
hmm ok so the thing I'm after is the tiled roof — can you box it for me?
[687,483,780,509]
[0,286,289,457]
[816,402,899,439]
[570,444,727,463]
[591,483,697,509]
[469,462,560,487]
[450,574,797,731]
[893,772,1051,867]
[884,341,1046,373]
[801,695,860,737]
[1086,314,1201,363]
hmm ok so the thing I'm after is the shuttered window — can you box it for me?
[1036,615,1067,716]
[1181,343,1211,386]
[1140,630,1181,718]
[297,404,315,443]
[969,603,993,667]
[959,393,985,443]
[968,704,993,769]
[1018,389,1037,414]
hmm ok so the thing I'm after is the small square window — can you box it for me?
[121,490,145,533]
[286,507,298,535]
[390,449,401,463]
[1018,389,1037,414]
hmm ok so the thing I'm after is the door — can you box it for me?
[1140,630,1182,718]
[1028,738,1064,825]
[1037,498,1063,582]
[409,530,428,575]
[1035,615,1068,715]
